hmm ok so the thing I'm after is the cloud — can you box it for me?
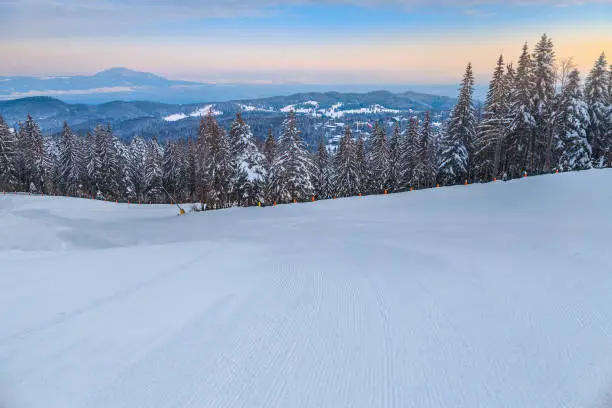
[1,0,610,37]
[0,86,140,100]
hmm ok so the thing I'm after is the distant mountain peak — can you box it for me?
[94,67,162,80]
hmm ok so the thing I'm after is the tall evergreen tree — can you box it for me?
[17,115,48,193]
[416,112,436,188]
[400,117,419,188]
[314,139,332,199]
[509,42,537,176]
[532,34,557,172]
[229,112,266,205]
[557,69,592,171]
[201,112,233,208]
[333,127,359,197]
[58,121,81,195]
[268,111,314,203]
[439,62,477,185]
[94,124,120,199]
[0,115,18,190]
[355,135,367,194]
[584,53,610,167]
[368,121,390,193]
[388,124,403,191]
[162,140,185,201]
[144,137,163,202]
[474,56,512,180]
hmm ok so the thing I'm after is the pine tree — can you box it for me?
[58,121,81,195]
[416,112,436,188]
[368,121,390,193]
[333,127,359,197]
[268,111,314,203]
[557,69,592,171]
[229,112,266,206]
[509,42,537,176]
[144,137,163,202]
[128,136,147,202]
[314,139,331,199]
[388,124,404,191]
[400,117,419,188]
[355,135,367,194]
[584,53,610,167]
[532,34,557,172]
[439,62,477,185]
[202,112,233,209]
[0,115,18,190]
[162,140,185,201]
[263,128,277,171]
[474,56,512,180]
[17,115,48,193]
[94,124,120,199]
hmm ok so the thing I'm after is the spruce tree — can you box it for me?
[509,42,537,176]
[94,124,120,199]
[368,121,390,193]
[416,112,436,188]
[333,127,359,197]
[202,112,233,209]
[229,112,266,206]
[584,53,610,167]
[58,121,81,195]
[128,136,147,202]
[557,69,592,171]
[17,115,47,193]
[355,135,367,194]
[162,140,185,201]
[268,111,314,203]
[314,139,331,199]
[439,62,477,185]
[0,115,17,190]
[388,124,404,191]
[400,117,419,188]
[144,137,163,202]
[532,34,557,172]
[474,56,512,180]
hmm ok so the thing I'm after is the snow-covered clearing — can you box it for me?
[1,170,612,408]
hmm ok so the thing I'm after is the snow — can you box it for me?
[1,170,612,408]
[320,103,401,118]
[238,104,275,113]
[8,127,14,134]
[163,113,188,122]
[190,104,223,117]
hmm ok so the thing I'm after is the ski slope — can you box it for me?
[1,170,612,408]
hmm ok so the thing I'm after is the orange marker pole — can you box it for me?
[436,184,440,188]
[464,180,468,186]
[311,196,315,202]
[384,189,388,195]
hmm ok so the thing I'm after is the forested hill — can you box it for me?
[0,90,455,144]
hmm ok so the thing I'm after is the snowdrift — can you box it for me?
[1,170,612,408]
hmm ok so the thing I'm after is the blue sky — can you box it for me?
[0,0,610,84]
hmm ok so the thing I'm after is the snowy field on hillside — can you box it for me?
[1,170,612,408]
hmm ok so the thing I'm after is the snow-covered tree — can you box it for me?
[0,115,17,190]
[532,34,557,172]
[557,69,592,171]
[313,139,332,199]
[128,136,147,202]
[333,127,359,197]
[144,137,163,202]
[162,140,185,201]
[263,128,277,172]
[509,42,537,176]
[229,112,266,205]
[474,56,512,180]
[368,121,390,193]
[388,124,404,191]
[201,112,233,209]
[584,53,610,167]
[268,111,314,203]
[416,112,436,188]
[58,121,81,195]
[400,117,419,188]
[17,115,48,193]
[439,62,477,185]
[355,135,367,194]
[94,124,120,199]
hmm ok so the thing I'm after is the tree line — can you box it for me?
[0,34,610,209]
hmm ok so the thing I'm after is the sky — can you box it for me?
[0,0,611,85]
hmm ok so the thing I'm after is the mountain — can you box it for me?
[0,68,483,104]
[0,91,455,146]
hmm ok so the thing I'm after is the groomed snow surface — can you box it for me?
[1,170,612,408]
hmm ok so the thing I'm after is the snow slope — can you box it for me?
[1,170,612,408]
